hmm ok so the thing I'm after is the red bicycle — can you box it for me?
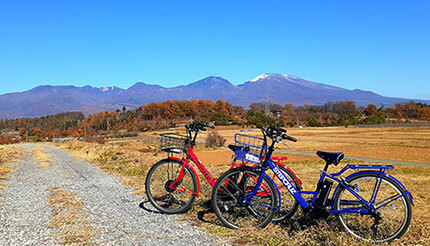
[145,122,301,218]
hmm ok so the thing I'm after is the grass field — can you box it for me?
[54,126,430,245]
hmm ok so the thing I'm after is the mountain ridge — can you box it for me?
[0,74,428,119]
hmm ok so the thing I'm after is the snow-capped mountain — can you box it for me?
[0,74,427,119]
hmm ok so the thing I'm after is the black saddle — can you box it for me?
[228,144,250,153]
[316,151,344,166]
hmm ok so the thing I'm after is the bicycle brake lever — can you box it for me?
[279,142,290,148]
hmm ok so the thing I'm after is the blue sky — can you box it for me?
[0,0,429,100]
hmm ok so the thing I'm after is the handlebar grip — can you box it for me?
[198,122,214,131]
[282,134,297,142]
[276,126,286,133]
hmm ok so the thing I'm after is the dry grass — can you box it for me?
[0,146,26,190]
[184,159,430,246]
[145,126,430,163]
[0,146,26,165]
[284,127,430,164]
[47,185,98,245]
[54,127,430,245]
[32,147,52,168]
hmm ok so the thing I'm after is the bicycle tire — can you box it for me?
[145,159,198,214]
[332,172,412,243]
[211,167,277,229]
[267,165,300,222]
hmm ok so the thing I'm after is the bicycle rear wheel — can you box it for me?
[333,173,412,243]
[211,167,277,229]
[145,159,197,214]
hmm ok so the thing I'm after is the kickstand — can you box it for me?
[292,221,302,231]
[288,209,312,232]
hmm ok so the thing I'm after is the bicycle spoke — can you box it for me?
[334,173,411,243]
[145,160,197,214]
[212,168,276,229]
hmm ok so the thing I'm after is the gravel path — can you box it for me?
[0,145,224,245]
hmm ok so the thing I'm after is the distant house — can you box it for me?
[52,137,76,141]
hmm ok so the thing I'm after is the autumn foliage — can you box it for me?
[0,100,429,143]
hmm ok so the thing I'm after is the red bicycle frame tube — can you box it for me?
[188,145,216,186]
[168,144,217,196]
[168,144,302,197]
[261,156,302,188]
[167,155,201,196]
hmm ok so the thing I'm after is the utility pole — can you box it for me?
[265,94,270,116]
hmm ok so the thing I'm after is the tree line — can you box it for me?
[0,99,429,143]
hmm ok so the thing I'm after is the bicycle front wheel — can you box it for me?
[145,159,197,214]
[333,173,412,243]
[211,167,277,229]
[266,165,300,222]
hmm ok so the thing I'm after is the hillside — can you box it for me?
[0,74,428,119]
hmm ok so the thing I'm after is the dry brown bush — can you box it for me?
[205,131,226,148]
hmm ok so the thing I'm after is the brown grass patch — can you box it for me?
[32,147,52,168]
[199,126,430,163]
[0,146,27,164]
[0,146,26,188]
[47,186,97,244]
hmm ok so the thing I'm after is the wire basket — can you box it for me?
[233,133,267,164]
[159,133,189,153]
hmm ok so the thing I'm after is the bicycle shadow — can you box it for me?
[283,211,339,233]
[138,200,162,214]
[195,200,218,224]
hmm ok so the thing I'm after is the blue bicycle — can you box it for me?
[211,126,413,243]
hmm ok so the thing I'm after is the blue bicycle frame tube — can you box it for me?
[242,158,310,210]
[267,159,310,209]
[335,170,414,206]
[242,166,282,209]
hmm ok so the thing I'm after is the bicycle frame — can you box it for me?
[167,144,215,196]
[245,159,414,213]
[168,143,300,197]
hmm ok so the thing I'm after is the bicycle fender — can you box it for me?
[238,166,282,209]
[331,171,413,208]
[165,157,201,197]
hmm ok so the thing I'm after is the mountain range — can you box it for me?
[0,73,428,119]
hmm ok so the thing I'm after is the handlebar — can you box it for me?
[186,122,215,132]
[185,122,215,144]
[261,126,297,144]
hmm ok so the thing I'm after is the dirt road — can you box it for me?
[0,145,221,245]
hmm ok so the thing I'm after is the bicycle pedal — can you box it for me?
[202,199,212,209]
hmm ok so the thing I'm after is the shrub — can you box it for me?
[307,118,322,127]
[205,131,226,148]
[246,111,275,128]
[84,135,106,144]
